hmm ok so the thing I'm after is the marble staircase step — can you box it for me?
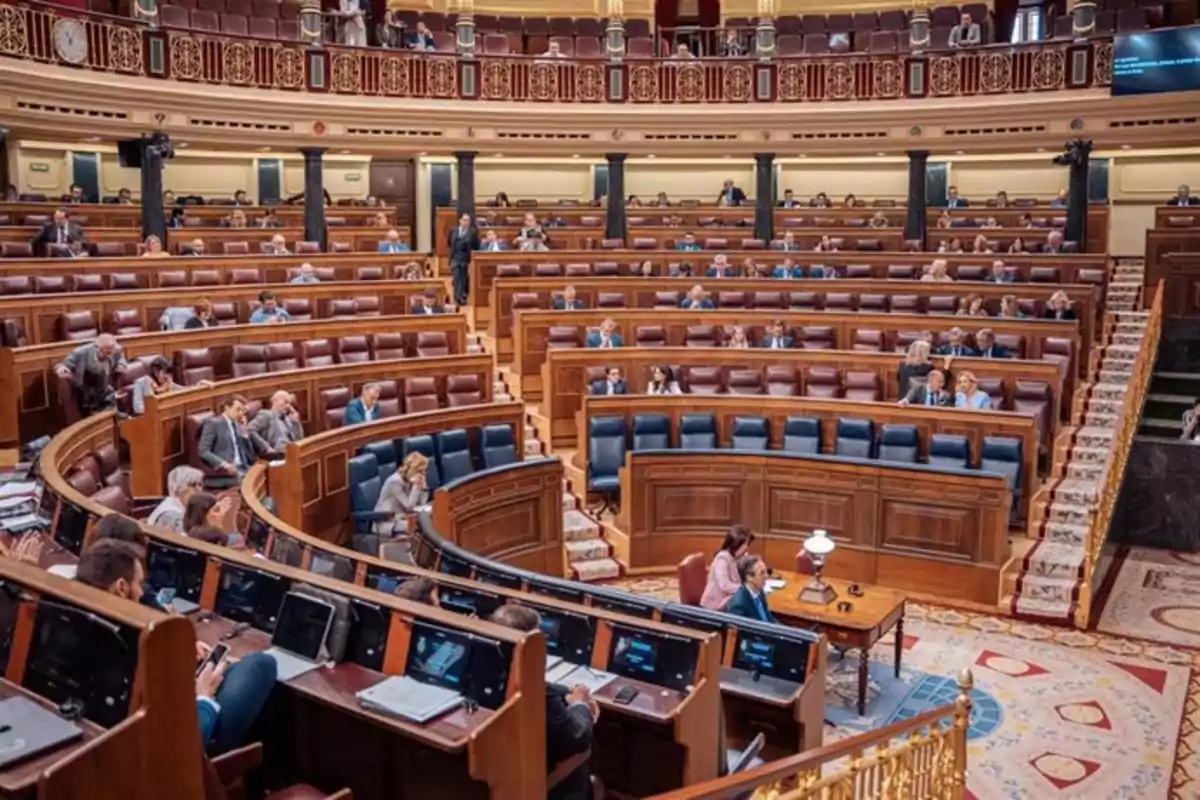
[572,558,622,582]
[563,509,601,541]
[564,538,612,564]
[1012,593,1073,621]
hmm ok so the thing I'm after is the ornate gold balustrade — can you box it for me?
[0,1,1111,102]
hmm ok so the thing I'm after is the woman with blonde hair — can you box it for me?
[726,325,750,349]
[1043,290,1076,320]
[373,452,429,535]
[955,371,992,410]
[921,259,953,283]
[897,339,933,396]
[141,235,170,258]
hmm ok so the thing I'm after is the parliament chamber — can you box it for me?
[0,0,1195,795]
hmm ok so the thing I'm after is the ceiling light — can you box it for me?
[571,154,580,159]
[876,152,885,157]
[1120,144,1131,150]
[339,149,351,154]
[258,146,270,152]
[646,154,656,159]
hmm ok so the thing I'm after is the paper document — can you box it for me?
[357,675,463,723]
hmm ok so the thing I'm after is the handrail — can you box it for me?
[1074,279,1163,628]
[650,670,973,799]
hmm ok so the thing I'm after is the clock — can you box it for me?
[52,18,88,66]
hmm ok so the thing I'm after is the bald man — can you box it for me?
[55,334,127,415]
[247,390,303,454]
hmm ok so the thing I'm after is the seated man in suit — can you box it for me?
[411,290,445,314]
[945,185,969,209]
[725,556,777,624]
[553,285,587,310]
[679,284,714,310]
[777,188,801,209]
[585,318,622,349]
[63,183,86,204]
[590,366,626,396]
[344,383,383,425]
[77,539,278,756]
[31,208,83,255]
[707,253,735,278]
[489,604,598,800]
[480,229,506,251]
[771,258,802,279]
[1042,230,1065,254]
[760,320,793,349]
[378,228,411,253]
[675,232,702,252]
[1168,184,1199,206]
[899,367,952,406]
[948,12,981,47]
[197,395,259,488]
[247,390,304,455]
[987,260,1015,283]
[773,231,800,252]
[936,327,979,358]
[974,328,1010,359]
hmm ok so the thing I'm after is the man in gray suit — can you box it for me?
[948,13,981,47]
[246,391,304,455]
[55,334,127,416]
[197,395,259,488]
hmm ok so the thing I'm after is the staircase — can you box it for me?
[1011,258,1147,624]
[562,483,621,581]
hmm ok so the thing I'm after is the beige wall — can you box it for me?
[946,159,1067,200]
[778,160,907,201]
[12,142,371,203]
[473,161,593,202]
[626,162,756,202]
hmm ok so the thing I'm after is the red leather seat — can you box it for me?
[301,339,335,367]
[844,371,881,402]
[371,333,406,360]
[547,326,581,349]
[765,366,798,396]
[176,348,216,385]
[231,345,268,377]
[404,377,440,413]
[108,273,139,290]
[35,276,68,294]
[354,296,381,317]
[355,266,384,281]
[685,325,719,348]
[336,336,370,363]
[635,325,667,347]
[229,268,261,284]
[799,326,835,350]
[653,292,680,308]
[685,367,723,395]
[266,342,298,372]
[74,274,104,292]
[60,311,99,341]
[727,369,764,395]
[446,374,482,407]
[852,329,884,352]
[327,299,356,319]
[319,388,351,429]
[283,298,312,321]
[804,366,842,398]
[108,310,144,336]
[0,276,31,295]
[677,553,707,606]
[415,332,450,358]
[376,380,401,418]
[158,271,187,288]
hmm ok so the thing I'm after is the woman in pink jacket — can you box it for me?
[700,525,755,610]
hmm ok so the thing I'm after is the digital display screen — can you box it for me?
[528,580,585,604]
[310,553,354,582]
[53,502,89,556]
[346,599,387,671]
[593,596,657,619]
[531,606,594,664]
[271,592,334,661]
[214,564,286,632]
[475,567,523,590]
[660,607,728,659]
[732,631,809,683]
[438,553,473,578]
[605,626,699,692]
[23,601,139,727]
[438,587,502,619]
[1113,28,1200,96]
[406,622,471,690]
[145,540,206,602]
[609,631,658,677]
[366,568,403,594]
[246,516,270,552]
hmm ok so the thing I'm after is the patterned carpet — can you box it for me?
[611,572,1200,799]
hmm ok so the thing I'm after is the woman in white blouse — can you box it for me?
[646,365,682,395]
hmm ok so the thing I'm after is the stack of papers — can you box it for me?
[545,662,617,694]
[357,675,464,723]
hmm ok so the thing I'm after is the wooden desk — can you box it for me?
[0,680,101,797]
[767,574,906,716]
[0,203,394,230]
[0,226,412,254]
[926,226,1103,254]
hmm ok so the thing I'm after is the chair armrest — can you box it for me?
[548,749,591,791]
[210,741,263,787]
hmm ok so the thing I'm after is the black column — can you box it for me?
[1066,141,1092,252]
[139,133,170,245]
[905,150,929,246]
[605,153,627,243]
[301,147,326,250]
[454,150,476,220]
[753,153,774,244]
[0,127,9,201]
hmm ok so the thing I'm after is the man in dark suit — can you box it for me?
[900,368,952,406]
[975,328,1010,359]
[945,185,969,209]
[760,321,793,349]
[936,328,978,358]
[344,383,383,426]
[679,285,714,310]
[411,290,445,315]
[777,188,801,209]
[490,604,597,800]
[31,208,83,255]
[447,212,480,307]
[247,390,304,454]
[197,395,259,488]
[590,367,626,396]
[62,183,86,204]
[987,260,1015,283]
[717,179,746,207]
[725,556,777,624]
[675,232,702,252]
[707,254,735,278]
[1168,185,1199,206]
[1042,230,1065,254]
[553,286,587,310]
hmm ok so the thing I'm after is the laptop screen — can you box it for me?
[214,564,286,633]
[406,621,472,692]
[271,592,335,661]
[145,540,206,602]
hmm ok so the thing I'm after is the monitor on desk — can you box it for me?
[438,552,473,578]
[245,515,270,552]
[405,621,471,693]
[530,604,594,665]
[23,600,139,728]
[474,565,524,590]
[145,540,206,603]
[37,485,59,527]
[52,501,89,556]
[271,591,335,662]
[527,579,585,604]
[309,552,355,583]
[731,630,809,684]
[214,563,287,633]
[592,595,657,619]
[438,586,503,619]
[607,625,699,693]
[660,605,730,658]
[365,567,403,594]
[346,598,388,671]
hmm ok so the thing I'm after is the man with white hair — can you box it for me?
[247,391,304,454]
[54,334,127,416]
[267,234,290,256]
[148,466,204,533]
[289,263,320,284]
[1042,229,1065,254]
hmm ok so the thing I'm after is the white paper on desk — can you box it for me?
[47,564,77,580]
[545,659,578,686]
[0,495,35,511]
[764,578,788,594]
[0,513,44,531]
[0,482,38,499]
[557,665,617,695]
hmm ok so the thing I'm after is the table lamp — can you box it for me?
[798,529,838,605]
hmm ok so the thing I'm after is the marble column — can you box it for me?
[301,147,326,250]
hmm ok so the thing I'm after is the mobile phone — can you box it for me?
[613,685,639,705]
[196,643,229,676]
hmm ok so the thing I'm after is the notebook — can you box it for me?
[0,696,85,768]
[356,675,463,723]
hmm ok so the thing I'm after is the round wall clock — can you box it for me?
[52,18,88,66]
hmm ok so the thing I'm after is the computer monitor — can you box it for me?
[527,579,585,604]
[405,621,472,693]
[731,630,809,684]
[271,592,335,662]
[463,636,512,711]
[592,596,657,619]
[267,534,302,567]
[346,599,388,671]
[214,564,287,633]
[23,600,139,728]
[607,625,699,693]
[53,501,89,556]
[309,552,354,582]
[145,540,206,602]
[438,552,473,578]
[660,606,730,658]
[529,605,594,665]
[245,515,270,552]
[365,567,404,595]
[37,486,59,525]
[475,566,524,590]
[438,587,503,619]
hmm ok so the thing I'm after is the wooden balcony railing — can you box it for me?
[651,670,973,800]
[0,1,1113,102]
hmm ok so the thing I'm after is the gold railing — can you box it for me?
[652,671,973,800]
[1073,281,1162,628]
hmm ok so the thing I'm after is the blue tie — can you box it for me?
[754,594,769,621]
